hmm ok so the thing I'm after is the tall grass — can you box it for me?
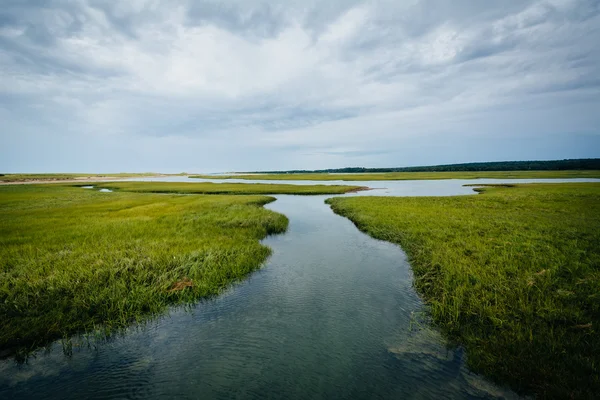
[327,183,600,399]
[192,170,600,181]
[0,185,288,354]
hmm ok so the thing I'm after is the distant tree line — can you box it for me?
[244,158,600,174]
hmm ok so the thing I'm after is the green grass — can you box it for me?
[0,173,168,183]
[326,183,600,399]
[84,181,364,195]
[192,170,600,181]
[0,184,290,355]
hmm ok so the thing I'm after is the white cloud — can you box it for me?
[0,0,598,172]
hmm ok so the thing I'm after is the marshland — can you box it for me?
[328,183,600,398]
[0,182,361,352]
[1,175,599,399]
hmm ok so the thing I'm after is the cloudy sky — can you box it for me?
[1,0,599,173]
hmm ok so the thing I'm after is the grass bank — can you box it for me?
[326,183,600,398]
[192,170,600,181]
[0,184,290,355]
[85,181,365,195]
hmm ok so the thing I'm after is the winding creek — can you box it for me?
[3,178,599,399]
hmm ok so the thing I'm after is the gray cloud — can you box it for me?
[0,0,599,172]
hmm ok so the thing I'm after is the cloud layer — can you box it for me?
[1,0,599,172]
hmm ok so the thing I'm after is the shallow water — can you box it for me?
[79,186,113,192]
[4,177,593,399]
[129,175,600,197]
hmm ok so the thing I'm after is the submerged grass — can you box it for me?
[192,170,600,181]
[85,181,364,195]
[326,183,600,399]
[0,184,289,355]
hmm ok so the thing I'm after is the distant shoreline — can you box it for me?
[190,170,600,181]
[0,174,173,185]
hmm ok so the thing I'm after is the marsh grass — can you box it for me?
[0,184,289,355]
[192,170,600,181]
[327,183,600,398]
[84,181,364,195]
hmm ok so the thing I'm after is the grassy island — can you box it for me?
[0,182,359,354]
[327,183,600,398]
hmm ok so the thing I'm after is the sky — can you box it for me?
[1,0,599,173]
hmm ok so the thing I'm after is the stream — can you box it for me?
[4,178,597,399]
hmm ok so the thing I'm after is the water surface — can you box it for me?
[130,175,600,196]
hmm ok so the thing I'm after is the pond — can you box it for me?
[79,186,113,192]
[5,177,597,399]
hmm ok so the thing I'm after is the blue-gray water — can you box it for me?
[5,177,594,399]
[128,175,600,197]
